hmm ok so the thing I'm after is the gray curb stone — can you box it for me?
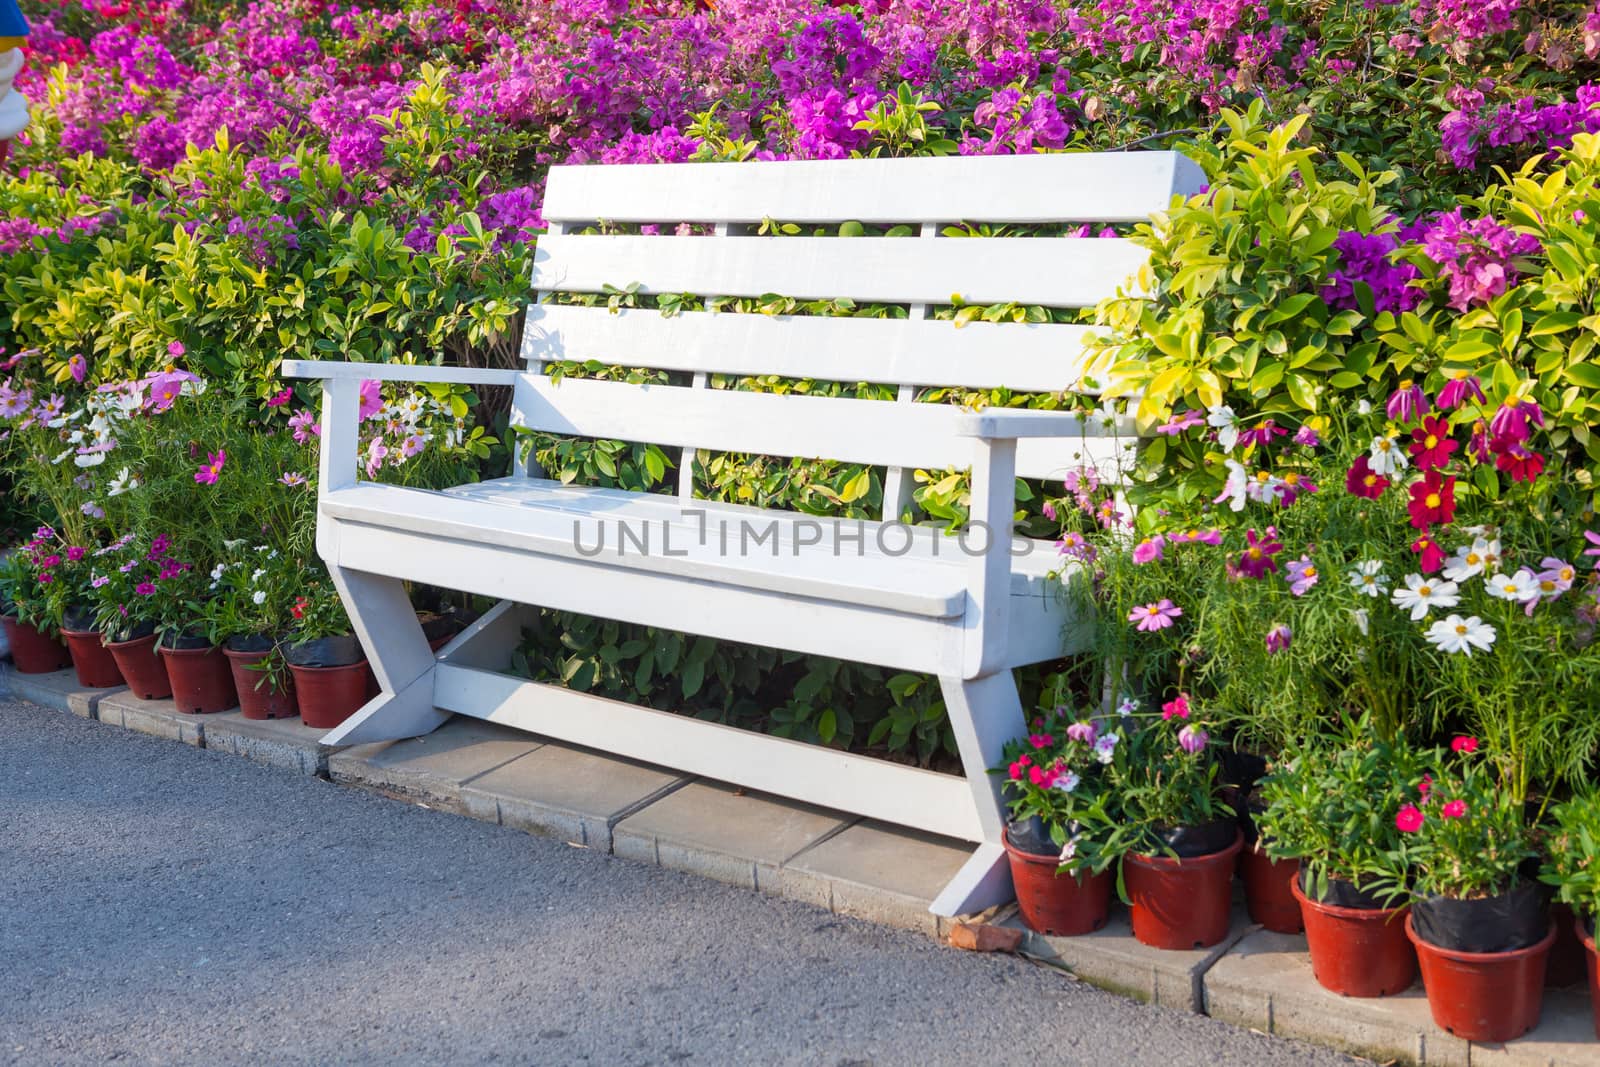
[97,691,206,746]
[327,718,544,813]
[203,709,336,776]
[0,665,122,718]
[781,820,972,938]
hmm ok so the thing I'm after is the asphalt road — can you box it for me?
[0,698,1362,1067]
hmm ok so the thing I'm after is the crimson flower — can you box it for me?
[1161,693,1190,720]
[1406,470,1457,530]
[1451,735,1479,754]
[1396,804,1425,833]
[1411,535,1446,574]
[1489,395,1544,450]
[1495,445,1545,483]
[292,596,308,620]
[1345,455,1390,499]
[1441,800,1468,819]
[1237,527,1283,578]
[1407,415,1458,471]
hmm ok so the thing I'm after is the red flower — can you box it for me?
[1161,693,1190,720]
[1396,804,1425,833]
[292,596,308,620]
[1407,415,1458,471]
[1441,800,1468,819]
[1406,470,1457,530]
[1345,455,1390,499]
[1495,445,1545,483]
[1450,735,1478,754]
[1411,535,1446,574]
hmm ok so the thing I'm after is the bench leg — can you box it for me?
[929,671,1028,917]
[320,567,449,747]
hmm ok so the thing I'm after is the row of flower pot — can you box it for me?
[2,613,372,728]
[1005,824,1595,1045]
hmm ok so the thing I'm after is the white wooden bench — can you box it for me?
[283,151,1202,917]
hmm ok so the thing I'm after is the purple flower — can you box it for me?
[1177,724,1209,755]
[1264,623,1293,654]
[1237,528,1284,579]
[1132,535,1166,565]
[1438,375,1486,411]
[1285,555,1320,596]
[1293,424,1320,448]
[1386,381,1428,424]
[1066,720,1098,745]
[1421,210,1541,312]
[1156,409,1205,435]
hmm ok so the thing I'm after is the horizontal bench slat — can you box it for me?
[531,234,1148,307]
[281,360,519,385]
[541,153,1204,225]
[524,305,1098,393]
[513,375,1134,481]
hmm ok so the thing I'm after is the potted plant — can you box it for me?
[1542,789,1600,1037]
[86,534,174,699]
[202,546,302,720]
[992,705,1120,936]
[0,536,71,673]
[1402,739,1550,1043]
[286,569,368,729]
[152,556,238,715]
[1100,694,1240,950]
[1256,724,1426,997]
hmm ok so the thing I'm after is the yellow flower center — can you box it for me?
[1284,473,1300,486]
[1256,471,1271,483]
[1247,547,1263,560]
[1425,435,1439,449]
[1304,566,1317,578]
[1418,585,1433,597]
[1455,623,1468,636]
[1363,474,1379,488]
[1562,567,1575,582]
[1425,492,1442,509]
[1467,553,1481,565]
[1377,439,1392,452]
[1541,580,1558,593]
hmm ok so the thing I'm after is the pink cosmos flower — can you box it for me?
[1161,693,1190,720]
[68,354,87,383]
[195,450,226,485]
[1396,805,1425,833]
[1438,375,1485,411]
[1156,409,1205,435]
[1058,531,1096,562]
[288,410,321,444]
[1237,419,1287,449]
[1285,555,1319,596]
[1130,599,1182,632]
[399,432,426,459]
[1441,800,1468,819]
[1264,623,1293,654]
[1585,530,1600,570]
[145,370,199,413]
[1132,535,1165,564]
[365,437,389,477]
[168,341,185,357]
[1412,535,1446,575]
[279,472,308,487]
[1066,721,1098,744]
[1293,424,1320,448]
[1386,380,1428,423]
[1177,724,1208,754]
[359,379,384,421]
[1168,528,1223,546]
[1237,528,1283,579]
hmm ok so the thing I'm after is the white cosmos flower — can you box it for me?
[1356,399,1374,416]
[1442,538,1494,583]
[1352,608,1370,636]
[1368,434,1410,477]
[1486,568,1540,605]
[1348,560,1389,597]
[1391,573,1461,621]
[209,564,226,581]
[1208,405,1239,452]
[1425,614,1497,655]
[1214,458,1250,512]
[51,448,72,465]
[107,467,140,496]
[74,451,107,468]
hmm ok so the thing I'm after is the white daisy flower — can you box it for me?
[1391,574,1461,621]
[1425,614,1497,656]
[1348,560,1389,598]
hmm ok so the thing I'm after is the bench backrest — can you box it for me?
[517,153,1205,517]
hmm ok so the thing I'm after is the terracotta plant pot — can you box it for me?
[290,659,370,729]
[1002,829,1112,936]
[1292,877,1416,997]
[1546,902,1588,989]
[105,632,172,700]
[223,645,298,720]
[160,643,238,714]
[60,627,125,688]
[1241,842,1304,934]
[1123,828,1243,950]
[1407,913,1554,1043]
[1578,917,1600,1040]
[2,615,71,673]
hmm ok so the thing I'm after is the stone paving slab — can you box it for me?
[781,820,970,938]
[1202,927,1600,1067]
[328,716,544,812]
[1015,906,1256,1014]
[96,690,207,746]
[460,741,687,852]
[613,781,854,894]
[203,709,335,776]
[0,665,123,719]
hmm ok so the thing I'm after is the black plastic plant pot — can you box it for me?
[1005,815,1055,858]
[160,629,213,651]
[62,605,97,633]
[1152,817,1238,858]
[225,632,276,654]
[284,633,363,668]
[1300,870,1395,911]
[1411,880,1548,953]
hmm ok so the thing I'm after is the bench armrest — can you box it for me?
[954,408,1136,440]
[282,360,520,387]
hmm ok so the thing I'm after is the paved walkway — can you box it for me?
[0,700,1360,1066]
